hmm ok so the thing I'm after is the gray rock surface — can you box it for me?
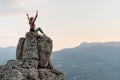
[0,32,64,80]
[16,37,25,60]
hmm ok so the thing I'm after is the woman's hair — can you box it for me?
[29,17,34,24]
[30,17,34,22]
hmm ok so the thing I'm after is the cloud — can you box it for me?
[0,0,48,14]
[16,0,47,5]
[0,0,16,14]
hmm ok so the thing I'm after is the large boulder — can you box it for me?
[0,32,64,80]
[37,35,53,69]
[22,32,38,60]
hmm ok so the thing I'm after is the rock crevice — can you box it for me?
[0,32,64,80]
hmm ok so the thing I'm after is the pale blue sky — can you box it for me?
[0,0,120,51]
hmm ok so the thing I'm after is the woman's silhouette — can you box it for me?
[26,11,38,32]
[26,11,45,35]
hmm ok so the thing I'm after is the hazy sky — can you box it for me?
[0,0,120,51]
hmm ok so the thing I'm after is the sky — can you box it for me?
[0,0,120,51]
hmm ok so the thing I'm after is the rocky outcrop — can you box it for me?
[0,32,64,80]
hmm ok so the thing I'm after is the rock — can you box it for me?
[0,32,64,80]
[37,35,53,69]
[1,69,24,80]
[39,69,64,80]
[22,59,38,68]
[22,32,38,60]
[16,38,25,60]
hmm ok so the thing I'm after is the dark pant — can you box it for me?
[30,28,34,32]
[35,27,44,34]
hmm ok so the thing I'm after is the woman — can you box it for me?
[26,10,38,32]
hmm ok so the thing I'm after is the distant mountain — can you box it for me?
[0,46,16,65]
[51,42,120,80]
[1,42,120,80]
[80,42,120,47]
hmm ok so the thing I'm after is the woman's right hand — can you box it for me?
[36,10,38,15]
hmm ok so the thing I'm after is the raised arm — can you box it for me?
[33,10,38,23]
[26,13,30,20]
